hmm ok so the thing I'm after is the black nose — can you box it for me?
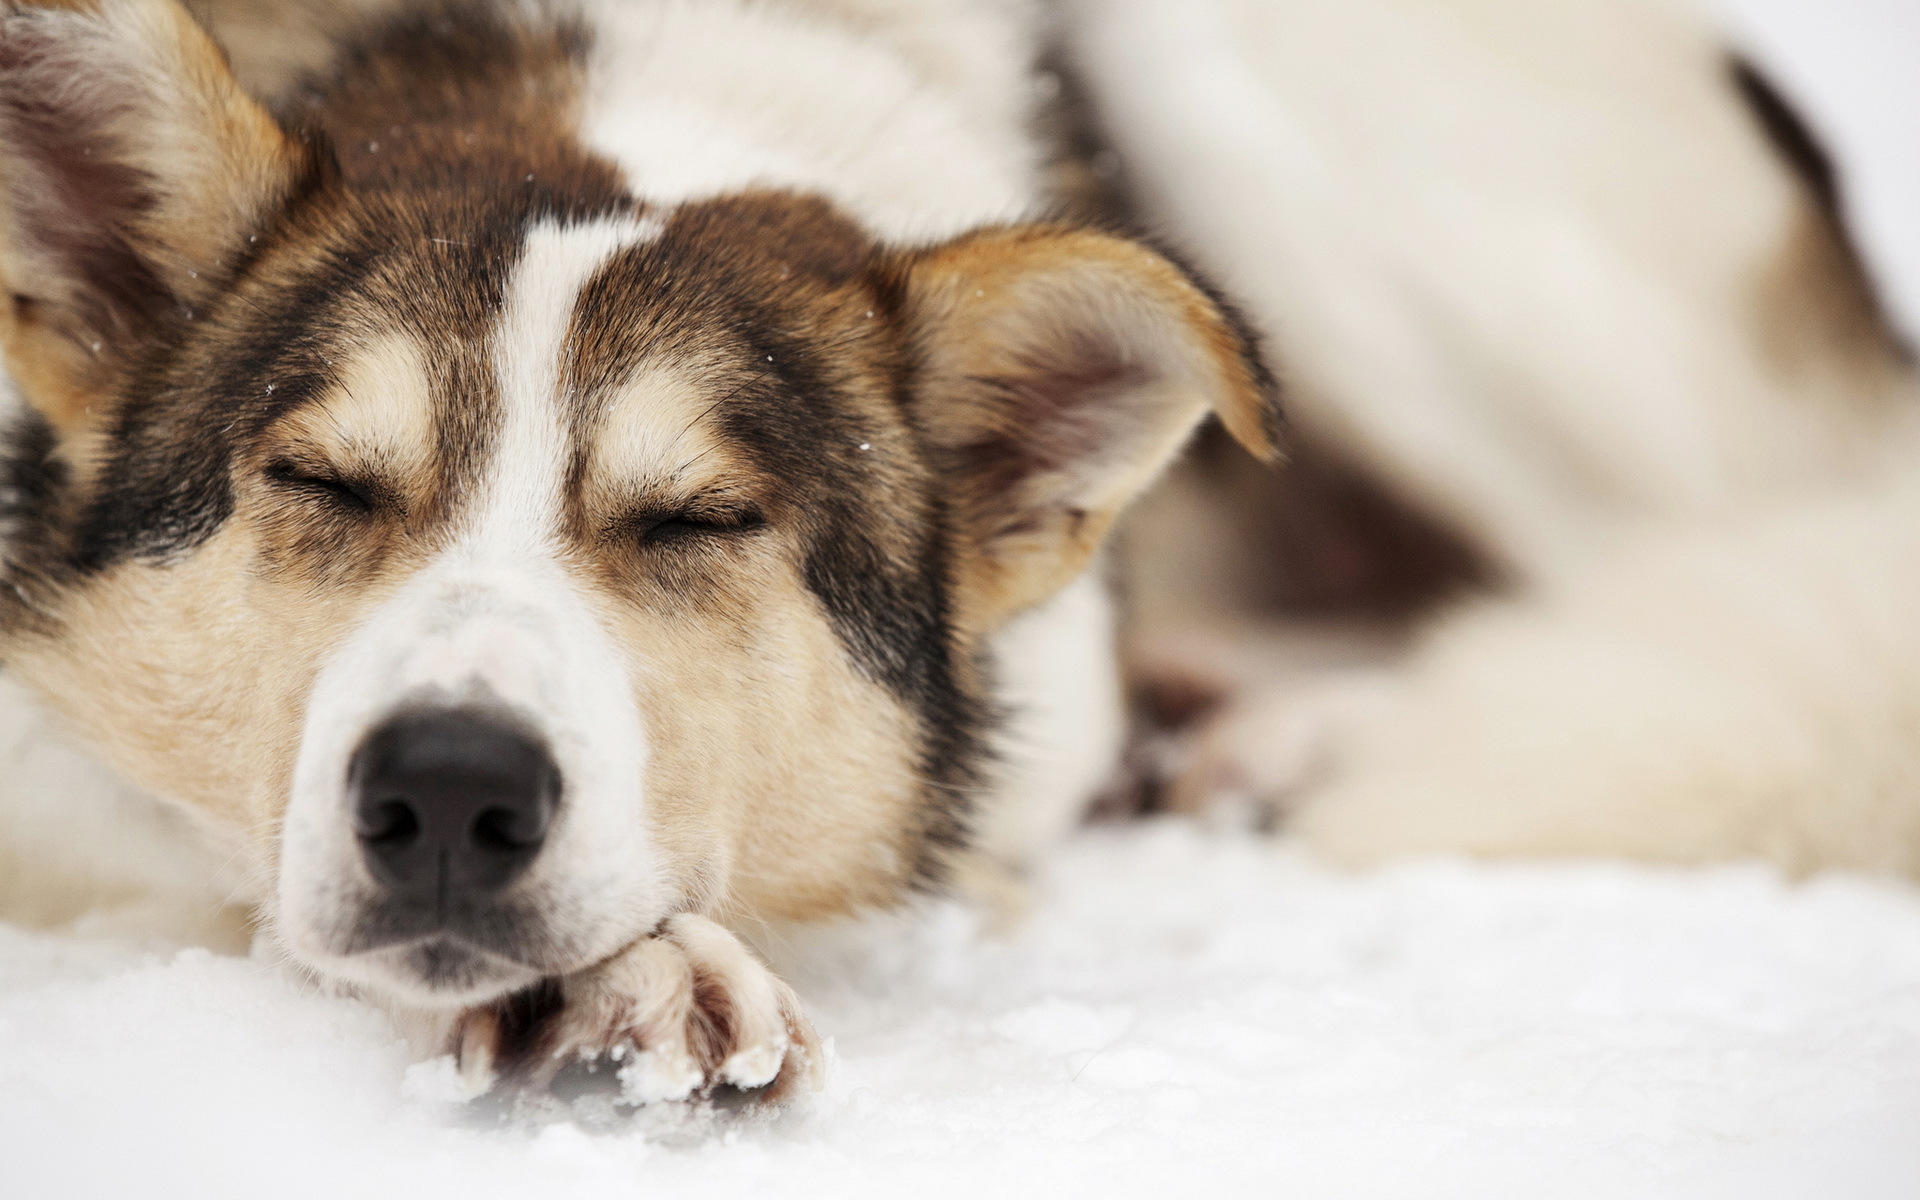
[349,707,560,899]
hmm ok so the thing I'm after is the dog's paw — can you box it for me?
[1160,670,1402,829]
[449,914,823,1105]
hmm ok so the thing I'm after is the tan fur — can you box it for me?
[894,226,1275,630]
[173,0,416,98]
[0,0,311,428]
[1751,203,1914,417]
[0,192,1274,929]
[574,364,932,919]
[6,335,460,880]
[4,329,939,924]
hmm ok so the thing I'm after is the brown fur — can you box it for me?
[0,0,315,431]
[891,224,1277,629]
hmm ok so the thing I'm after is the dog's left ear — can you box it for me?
[890,226,1279,630]
[0,0,317,433]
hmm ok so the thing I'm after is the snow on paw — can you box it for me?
[449,914,823,1106]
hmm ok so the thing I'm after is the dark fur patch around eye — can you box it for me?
[559,193,995,886]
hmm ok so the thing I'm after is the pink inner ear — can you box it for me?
[958,338,1157,505]
[1,23,171,338]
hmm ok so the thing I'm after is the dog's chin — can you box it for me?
[311,937,548,1011]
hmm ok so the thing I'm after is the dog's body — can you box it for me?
[1077,0,1920,877]
[0,0,1915,1105]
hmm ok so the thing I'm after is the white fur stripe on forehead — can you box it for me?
[478,217,665,547]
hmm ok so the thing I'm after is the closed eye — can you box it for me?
[266,460,378,514]
[630,506,765,546]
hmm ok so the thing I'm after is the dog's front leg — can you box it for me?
[443,914,822,1104]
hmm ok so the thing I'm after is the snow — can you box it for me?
[7,822,1920,1198]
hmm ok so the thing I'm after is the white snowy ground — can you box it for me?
[9,1,1920,1197]
[8,822,1920,1199]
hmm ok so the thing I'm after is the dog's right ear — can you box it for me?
[889,226,1281,632]
[0,0,316,433]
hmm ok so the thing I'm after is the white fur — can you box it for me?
[975,569,1127,867]
[1070,0,1920,875]
[0,673,246,943]
[1067,0,1920,579]
[64,0,1917,961]
[577,0,1043,241]
[277,219,669,1008]
[1295,468,1920,873]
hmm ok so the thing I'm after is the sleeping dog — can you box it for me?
[4,0,1916,1107]
[0,0,1275,1098]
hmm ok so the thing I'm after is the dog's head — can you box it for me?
[0,0,1275,1008]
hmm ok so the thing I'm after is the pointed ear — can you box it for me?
[0,0,316,431]
[890,226,1280,630]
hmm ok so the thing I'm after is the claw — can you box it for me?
[454,1008,499,1099]
[720,1035,787,1090]
[616,1045,704,1105]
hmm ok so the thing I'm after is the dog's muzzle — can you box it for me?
[277,551,662,1008]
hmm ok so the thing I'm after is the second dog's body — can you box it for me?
[1078,0,1920,877]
